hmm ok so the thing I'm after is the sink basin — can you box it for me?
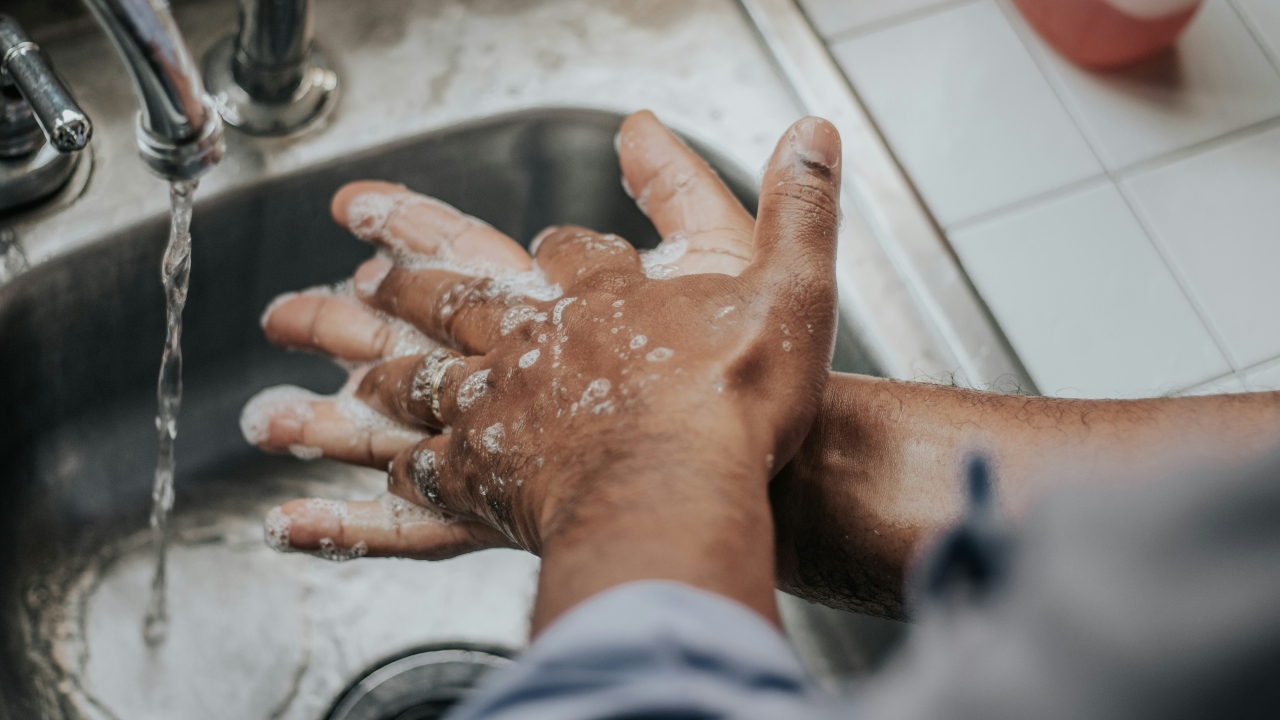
[0,108,884,719]
[0,0,1023,711]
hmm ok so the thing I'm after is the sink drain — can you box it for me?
[327,647,513,720]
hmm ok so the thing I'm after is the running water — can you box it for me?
[143,179,198,646]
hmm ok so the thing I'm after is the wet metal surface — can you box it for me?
[0,1,907,716]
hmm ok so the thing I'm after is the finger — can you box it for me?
[617,110,755,276]
[356,350,487,428]
[385,435,519,532]
[261,279,440,362]
[240,382,427,468]
[532,225,643,289]
[742,117,842,292]
[385,434,452,508]
[265,497,513,561]
[358,258,548,355]
[331,181,533,271]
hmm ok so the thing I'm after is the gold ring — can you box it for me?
[412,349,465,424]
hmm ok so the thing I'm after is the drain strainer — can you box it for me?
[327,647,513,720]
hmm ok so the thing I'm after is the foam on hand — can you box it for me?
[481,423,505,453]
[315,538,368,562]
[263,506,293,552]
[457,369,492,411]
[346,192,401,243]
[380,493,453,526]
[640,232,689,279]
[333,391,424,444]
[350,191,564,303]
[239,385,320,446]
[645,347,674,362]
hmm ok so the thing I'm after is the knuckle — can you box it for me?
[534,226,586,260]
[762,180,839,225]
[576,269,634,293]
[370,322,395,357]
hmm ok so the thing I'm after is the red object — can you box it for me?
[1013,0,1203,69]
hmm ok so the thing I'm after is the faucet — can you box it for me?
[202,0,338,136]
[1,2,220,214]
[81,0,224,181]
[0,14,92,214]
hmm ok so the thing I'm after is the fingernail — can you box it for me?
[789,117,840,170]
[354,254,394,297]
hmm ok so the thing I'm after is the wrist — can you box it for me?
[770,373,917,618]
[531,399,766,547]
[528,417,778,634]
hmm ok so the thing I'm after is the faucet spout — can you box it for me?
[81,0,223,180]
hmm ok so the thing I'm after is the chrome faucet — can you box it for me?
[0,14,92,214]
[203,0,338,136]
[81,0,224,181]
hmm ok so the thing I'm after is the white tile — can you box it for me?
[1235,0,1280,63]
[797,0,958,37]
[1009,0,1280,171]
[1177,372,1250,395]
[951,182,1230,398]
[832,1,1102,227]
[1124,127,1280,368]
[1244,358,1280,391]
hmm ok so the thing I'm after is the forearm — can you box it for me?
[772,373,1280,618]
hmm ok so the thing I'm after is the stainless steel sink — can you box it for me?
[0,105,885,720]
[0,0,1034,716]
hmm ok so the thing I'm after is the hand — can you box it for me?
[246,111,842,626]
[248,111,799,557]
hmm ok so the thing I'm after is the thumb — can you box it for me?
[741,117,841,291]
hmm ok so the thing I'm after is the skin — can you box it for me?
[250,110,1280,626]
[253,112,843,632]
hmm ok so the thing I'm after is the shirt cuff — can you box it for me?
[448,580,838,720]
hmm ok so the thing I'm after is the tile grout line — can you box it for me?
[823,0,984,46]
[1114,114,1280,181]
[945,115,1280,234]
[1112,179,1242,372]
[945,173,1110,234]
[1227,0,1280,77]
[991,0,1115,170]
[1239,354,1280,377]
[1174,368,1242,395]
[1178,351,1280,394]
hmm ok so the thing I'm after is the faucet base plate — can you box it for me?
[0,141,87,216]
[204,36,340,138]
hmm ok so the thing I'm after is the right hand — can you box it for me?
[248,110,805,560]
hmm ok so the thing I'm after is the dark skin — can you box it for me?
[247,110,1280,626]
[773,376,1280,618]
[248,113,843,631]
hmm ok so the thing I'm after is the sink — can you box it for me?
[0,0,1012,715]
[0,107,884,719]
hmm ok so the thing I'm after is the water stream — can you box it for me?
[143,179,198,646]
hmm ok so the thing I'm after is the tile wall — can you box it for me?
[800,0,1280,397]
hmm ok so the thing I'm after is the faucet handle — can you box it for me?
[1,14,92,154]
